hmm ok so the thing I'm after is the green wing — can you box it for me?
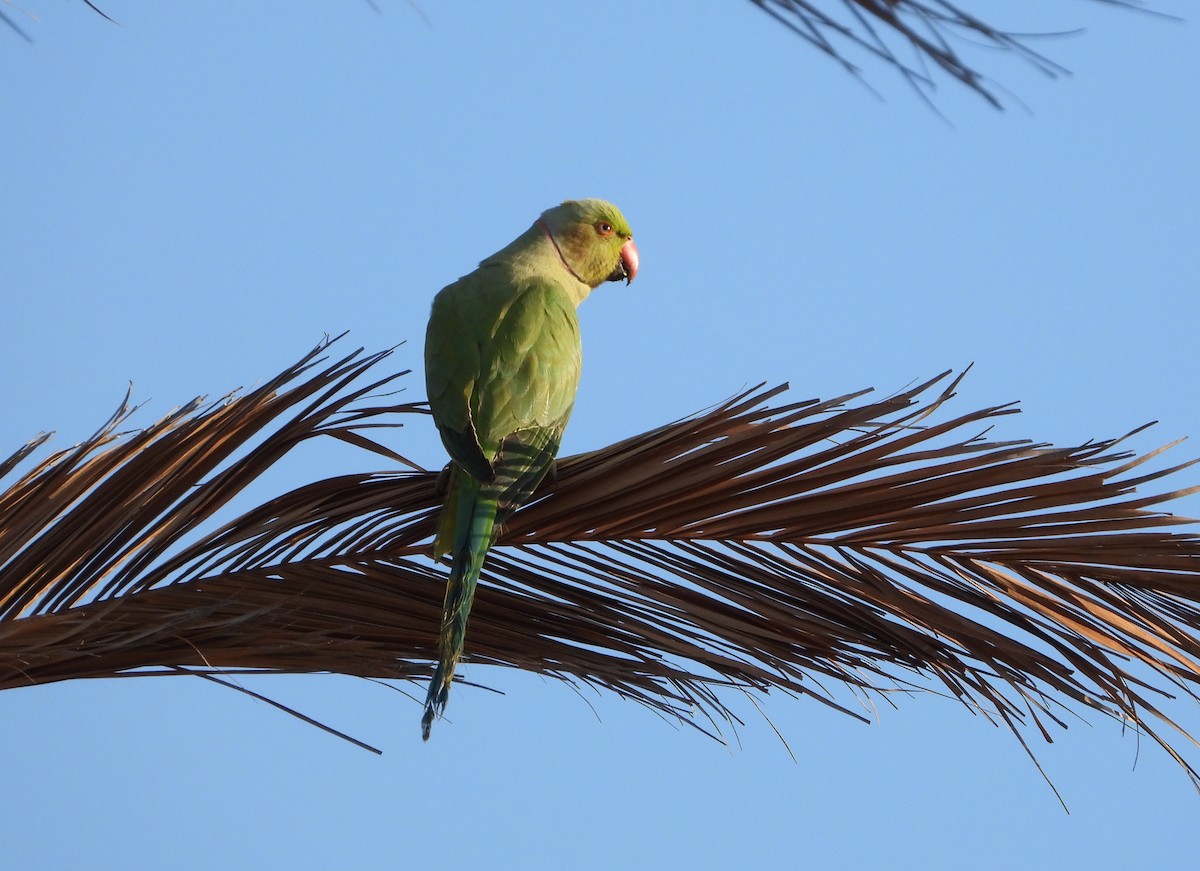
[425,267,582,487]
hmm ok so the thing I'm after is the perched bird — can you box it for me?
[422,199,639,739]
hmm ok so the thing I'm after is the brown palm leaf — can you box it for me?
[748,0,1166,107]
[2,337,1200,788]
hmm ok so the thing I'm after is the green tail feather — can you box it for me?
[421,431,564,739]
[422,473,498,740]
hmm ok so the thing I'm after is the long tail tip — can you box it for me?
[423,658,458,740]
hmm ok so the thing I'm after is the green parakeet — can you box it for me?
[422,198,639,739]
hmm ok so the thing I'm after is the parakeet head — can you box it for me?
[537,199,639,289]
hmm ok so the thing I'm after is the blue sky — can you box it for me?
[3,2,1199,868]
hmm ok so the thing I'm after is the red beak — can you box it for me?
[620,238,639,285]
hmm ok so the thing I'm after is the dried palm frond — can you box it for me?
[2,339,1200,788]
[748,1,1166,107]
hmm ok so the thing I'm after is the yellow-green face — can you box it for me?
[545,199,639,287]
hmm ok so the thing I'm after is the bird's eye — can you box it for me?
[596,221,614,236]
